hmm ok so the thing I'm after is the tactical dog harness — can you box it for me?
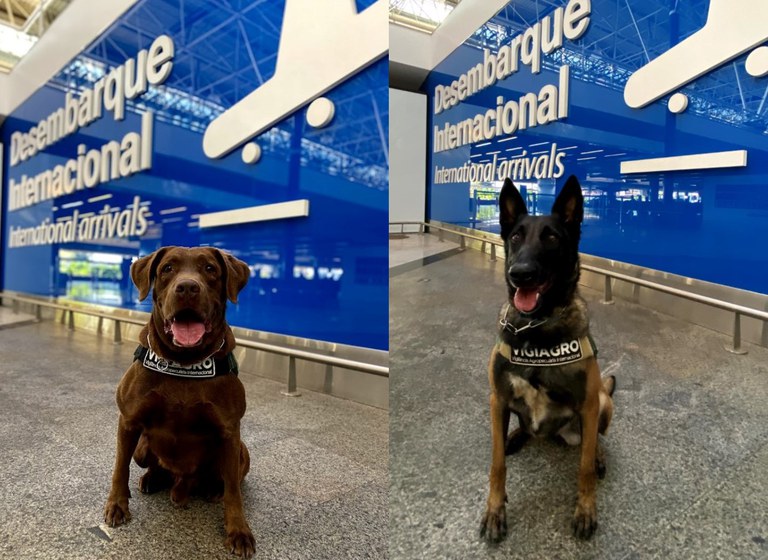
[133,340,239,378]
[496,303,597,367]
[496,335,596,367]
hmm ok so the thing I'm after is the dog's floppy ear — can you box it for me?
[551,175,584,229]
[499,178,528,239]
[131,247,170,301]
[214,250,250,303]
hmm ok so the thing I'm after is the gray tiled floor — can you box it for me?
[389,231,459,269]
[389,242,768,560]
[0,319,387,559]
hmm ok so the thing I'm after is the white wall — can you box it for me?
[389,88,427,231]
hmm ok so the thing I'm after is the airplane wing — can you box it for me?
[624,0,768,109]
[202,0,387,159]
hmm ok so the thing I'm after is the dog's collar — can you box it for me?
[499,302,563,335]
[496,334,597,367]
[134,339,239,378]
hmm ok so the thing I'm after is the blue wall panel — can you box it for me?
[1,0,388,349]
[426,0,768,294]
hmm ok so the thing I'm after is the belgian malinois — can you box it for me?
[480,176,615,542]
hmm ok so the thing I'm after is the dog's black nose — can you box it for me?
[508,262,537,286]
[175,280,201,296]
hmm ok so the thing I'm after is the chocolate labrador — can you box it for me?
[103,246,255,557]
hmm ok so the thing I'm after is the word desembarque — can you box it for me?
[433,0,590,116]
[9,35,174,167]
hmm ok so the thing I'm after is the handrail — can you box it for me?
[390,220,766,354]
[0,292,388,396]
[236,338,388,377]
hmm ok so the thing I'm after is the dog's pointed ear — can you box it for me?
[130,247,170,301]
[551,175,584,228]
[214,250,250,303]
[499,178,528,239]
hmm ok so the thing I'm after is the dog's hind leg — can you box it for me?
[138,466,173,494]
[598,377,615,436]
[603,375,615,396]
[240,441,251,480]
[170,476,192,508]
[505,427,531,455]
[135,435,173,494]
[595,376,615,479]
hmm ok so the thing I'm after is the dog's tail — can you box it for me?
[602,375,616,397]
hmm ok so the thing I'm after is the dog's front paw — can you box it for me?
[103,498,131,527]
[571,501,597,539]
[225,528,256,558]
[479,504,507,543]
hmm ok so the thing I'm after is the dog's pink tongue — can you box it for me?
[171,321,205,347]
[514,288,539,313]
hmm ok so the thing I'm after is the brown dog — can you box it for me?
[103,246,255,557]
[480,177,616,542]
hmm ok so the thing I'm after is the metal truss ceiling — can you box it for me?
[468,0,768,132]
[50,0,388,190]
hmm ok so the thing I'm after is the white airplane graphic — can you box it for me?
[624,0,768,114]
[202,0,387,163]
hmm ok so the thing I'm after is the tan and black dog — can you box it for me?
[480,176,615,542]
[103,246,255,557]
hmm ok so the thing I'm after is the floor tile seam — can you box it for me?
[388,245,462,270]
[0,318,39,331]
[389,248,467,277]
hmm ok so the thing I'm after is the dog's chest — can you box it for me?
[142,396,229,467]
[502,364,585,437]
[128,377,241,451]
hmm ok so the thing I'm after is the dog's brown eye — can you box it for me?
[205,264,216,273]
[161,263,173,274]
